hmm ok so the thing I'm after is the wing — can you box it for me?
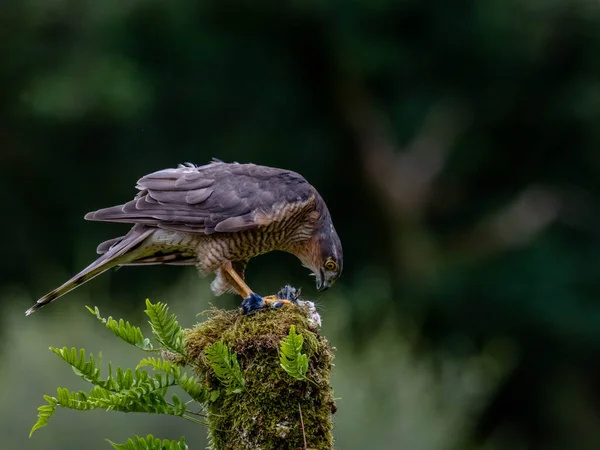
[85,161,314,234]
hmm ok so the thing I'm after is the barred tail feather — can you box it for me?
[25,225,154,316]
[25,258,118,316]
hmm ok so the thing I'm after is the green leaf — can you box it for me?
[31,302,209,440]
[137,357,182,377]
[137,357,209,402]
[29,395,57,437]
[209,390,220,402]
[279,325,311,382]
[108,434,188,450]
[86,306,154,351]
[30,364,191,435]
[50,347,103,386]
[144,299,185,355]
[205,341,245,394]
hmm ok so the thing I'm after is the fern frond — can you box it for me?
[279,326,310,382]
[49,347,169,394]
[138,357,209,402]
[178,373,210,403]
[30,388,98,436]
[31,302,213,441]
[34,376,183,416]
[86,306,154,351]
[138,357,182,377]
[205,341,245,394]
[55,387,97,410]
[144,299,185,355]
[50,347,103,385]
[29,395,57,437]
[108,434,188,450]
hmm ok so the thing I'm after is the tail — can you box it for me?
[25,226,154,316]
[25,257,118,316]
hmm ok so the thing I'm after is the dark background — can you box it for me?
[3,1,600,449]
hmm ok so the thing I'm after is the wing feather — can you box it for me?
[85,161,313,234]
[185,188,213,204]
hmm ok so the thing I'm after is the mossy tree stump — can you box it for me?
[185,305,336,450]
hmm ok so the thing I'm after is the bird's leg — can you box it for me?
[222,261,266,314]
[222,262,296,314]
[223,261,253,298]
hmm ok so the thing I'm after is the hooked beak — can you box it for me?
[316,270,332,292]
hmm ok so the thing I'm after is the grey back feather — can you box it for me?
[85,161,314,234]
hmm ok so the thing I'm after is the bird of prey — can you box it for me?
[25,159,343,316]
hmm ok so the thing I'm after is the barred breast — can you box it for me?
[194,198,317,273]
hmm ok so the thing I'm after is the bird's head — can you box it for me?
[298,219,343,292]
[315,226,343,291]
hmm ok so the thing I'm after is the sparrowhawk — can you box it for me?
[25,159,343,316]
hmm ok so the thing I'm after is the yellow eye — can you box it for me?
[324,260,337,271]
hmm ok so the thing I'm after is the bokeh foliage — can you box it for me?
[3,0,600,449]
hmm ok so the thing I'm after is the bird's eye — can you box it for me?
[324,260,337,271]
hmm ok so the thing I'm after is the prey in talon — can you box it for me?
[241,285,321,328]
[241,285,302,314]
[26,159,343,316]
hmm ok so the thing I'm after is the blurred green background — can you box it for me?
[3,1,600,449]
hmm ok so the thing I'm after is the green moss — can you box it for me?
[184,305,336,450]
